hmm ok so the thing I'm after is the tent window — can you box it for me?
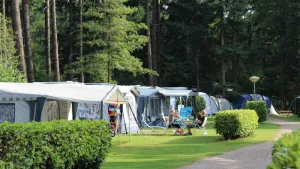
[0,103,15,123]
[149,99,161,120]
[44,100,69,121]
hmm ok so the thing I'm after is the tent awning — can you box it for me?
[159,90,192,97]
[118,86,140,96]
[0,83,126,104]
[137,87,159,97]
[104,88,127,104]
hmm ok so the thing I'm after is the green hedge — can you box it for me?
[0,120,111,168]
[246,101,268,123]
[215,110,259,140]
[268,129,300,169]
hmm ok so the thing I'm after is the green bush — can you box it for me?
[188,96,205,113]
[246,101,268,123]
[268,129,300,169]
[215,110,259,140]
[0,120,111,168]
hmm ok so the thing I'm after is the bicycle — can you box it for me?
[109,123,116,137]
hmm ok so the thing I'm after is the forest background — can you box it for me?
[1,0,299,109]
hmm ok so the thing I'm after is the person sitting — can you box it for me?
[185,110,206,136]
[170,110,184,136]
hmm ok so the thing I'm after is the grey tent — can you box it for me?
[210,96,233,112]
[136,87,161,125]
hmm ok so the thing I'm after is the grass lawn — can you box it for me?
[101,117,279,169]
[271,114,300,122]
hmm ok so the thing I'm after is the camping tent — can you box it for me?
[217,98,233,111]
[0,83,126,123]
[118,86,140,134]
[232,94,271,110]
[194,92,218,115]
[136,87,164,126]
[209,96,233,112]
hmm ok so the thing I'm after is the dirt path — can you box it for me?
[177,116,300,169]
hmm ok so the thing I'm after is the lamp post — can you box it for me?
[249,76,260,96]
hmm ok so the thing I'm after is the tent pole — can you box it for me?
[127,100,146,140]
[127,102,131,142]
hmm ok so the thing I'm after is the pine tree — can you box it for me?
[70,0,150,83]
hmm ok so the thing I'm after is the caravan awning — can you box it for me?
[0,83,127,104]
[137,87,159,98]
[158,90,193,97]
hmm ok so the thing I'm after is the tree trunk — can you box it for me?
[11,0,27,77]
[2,0,5,18]
[2,0,5,58]
[146,0,153,86]
[152,0,157,86]
[196,50,200,90]
[68,0,73,81]
[45,0,51,80]
[221,11,225,98]
[232,31,237,85]
[52,0,60,81]
[22,0,34,82]
[155,0,161,86]
[79,0,84,83]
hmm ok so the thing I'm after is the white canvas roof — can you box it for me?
[0,83,127,104]
[159,89,192,97]
[137,87,159,97]
[118,86,139,96]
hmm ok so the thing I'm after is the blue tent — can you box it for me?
[232,94,271,110]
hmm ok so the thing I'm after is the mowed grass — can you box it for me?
[271,114,300,122]
[102,117,279,169]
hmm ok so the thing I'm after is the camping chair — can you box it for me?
[141,110,169,131]
[194,116,208,135]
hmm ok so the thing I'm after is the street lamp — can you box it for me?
[249,76,260,96]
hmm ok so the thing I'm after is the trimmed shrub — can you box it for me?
[0,120,111,168]
[268,129,300,169]
[215,110,259,140]
[246,101,268,123]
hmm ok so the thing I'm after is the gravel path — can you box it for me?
[177,116,300,169]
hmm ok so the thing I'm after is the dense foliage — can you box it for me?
[195,96,206,113]
[0,120,111,168]
[0,13,25,82]
[215,110,258,140]
[268,129,300,169]
[246,101,268,123]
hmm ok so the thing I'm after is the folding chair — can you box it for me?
[194,116,208,135]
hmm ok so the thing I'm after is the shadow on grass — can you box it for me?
[102,117,280,169]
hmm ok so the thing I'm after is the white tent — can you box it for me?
[0,83,126,123]
[118,86,140,134]
[269,104,279,116]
